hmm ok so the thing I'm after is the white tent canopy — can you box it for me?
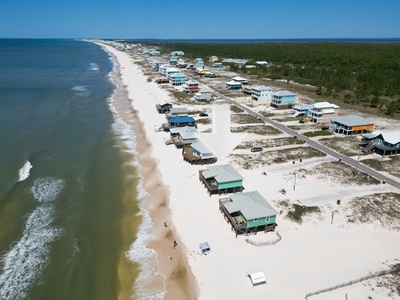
[246,269,266,286]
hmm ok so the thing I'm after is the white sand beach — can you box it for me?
[100,43,400,300]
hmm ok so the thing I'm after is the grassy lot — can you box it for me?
[362,156,400,179]
[309,161,381,186]
[230,146,326,169]
[319,136,364,156]
[235,137,305,149]
[231,125,282,135]
[231,114,265,124]
[303,130,333,137]
[276,200,321,224]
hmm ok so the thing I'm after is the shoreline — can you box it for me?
[98,42,198,299]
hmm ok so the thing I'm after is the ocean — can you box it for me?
[0,39,161,300]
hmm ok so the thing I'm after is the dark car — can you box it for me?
[199,113,208,117]
[251,146,263,152]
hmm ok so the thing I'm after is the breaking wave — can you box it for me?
[18,161,32,182]
[90,62,99,72]
[0,177,65,300]
[108,74,166,298]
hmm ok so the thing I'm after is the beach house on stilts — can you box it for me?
[219,191,278,237]
[199,164,244,196]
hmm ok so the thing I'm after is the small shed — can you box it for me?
[246,269,266,286]
[199,242,211,255]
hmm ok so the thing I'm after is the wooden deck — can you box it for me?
[183,147,217,165]
[219,198,277,238]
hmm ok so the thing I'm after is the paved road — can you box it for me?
[215,92,400,190]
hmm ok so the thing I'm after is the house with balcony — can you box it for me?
[219,191,278,237]
[183,80,199,93]
[166,107,189,118]
[194,58,204,69]
[162,116,196,131]
[168,126,199,148]
[292,104,312,117]
[148,49,160,56]
[308,101,340,123]
[232,76,248,84]
[168,72,187,85]
[251,85,272,102]
[155,102,173,114]
[183,141,217,165]
[169,56,178,64]
[199,164,244,196]
[270,90,296,109]
[193,90,215,102]
[329,115,375,135]
[170,50,184,56]
[158,64,171,75]
[361,130,400,155]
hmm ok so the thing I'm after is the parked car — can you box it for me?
[199,113,208,117]
[251,146,263,152]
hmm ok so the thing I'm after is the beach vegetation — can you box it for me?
[231,125,282,135]
[303,130,332,137]
[286,204,321,224]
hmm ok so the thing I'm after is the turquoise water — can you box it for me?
[0,39,150,299]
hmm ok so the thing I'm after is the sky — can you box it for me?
[0,0,399,39]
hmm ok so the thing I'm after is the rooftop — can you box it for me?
[273,90,296,97]
[363,130,400,145]
[201,164,243,183]
[331,114,374,126]
[225,191,278,220]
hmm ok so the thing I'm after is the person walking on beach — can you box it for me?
[173,240,177,249]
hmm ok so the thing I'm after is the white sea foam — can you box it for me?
[71,86,88,92]
[106,54,166,299]
[0,177,65,299]
[30,177,65,203]
[18,161,32,182]
[89,62,99,72]
[0,205,63,300]
[126,188,166,300]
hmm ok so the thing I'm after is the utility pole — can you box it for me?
[355,155,360,176]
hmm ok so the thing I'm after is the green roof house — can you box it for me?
[219,191,278,237]
[199,164,244,196]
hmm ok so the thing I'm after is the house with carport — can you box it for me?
[329,115,374,135]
